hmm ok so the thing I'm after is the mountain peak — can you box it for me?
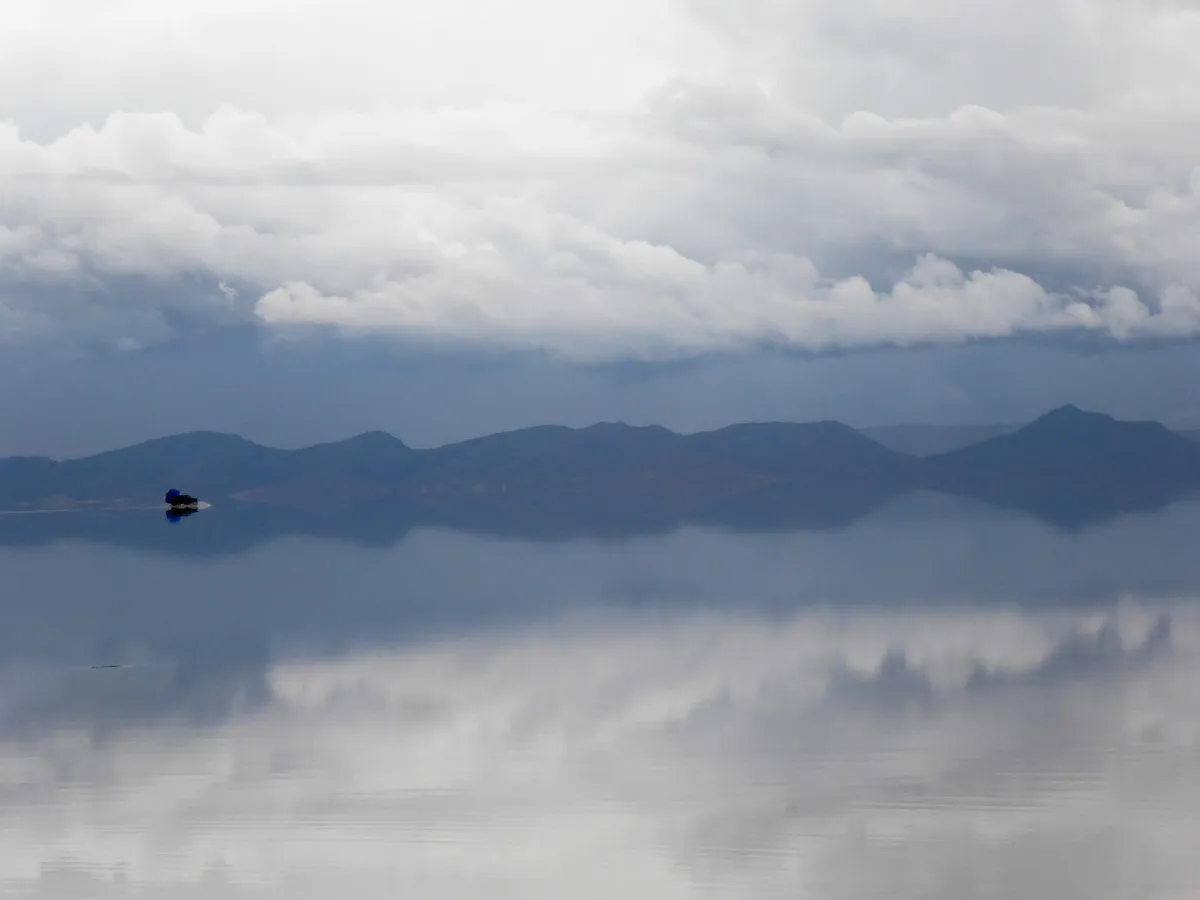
[1020,404,1122,434]
[292,430,415,469]
[1037,403,1101,421]
[79,430,266,461]
[340,430,410,449]
[581,421,674,435]
[1046,402,1083,416]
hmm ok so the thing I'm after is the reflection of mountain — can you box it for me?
[0,504,421,556]
[1,405,1200,544]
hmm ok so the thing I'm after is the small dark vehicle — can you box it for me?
[164,489,199,508]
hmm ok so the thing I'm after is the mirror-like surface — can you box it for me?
[3,496,1200,898]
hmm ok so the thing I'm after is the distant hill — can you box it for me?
[860,423,1020,456]
[238,420,927,532]
[864,421,1200,456]
[1,406,1199,533]
[0,420,921,532]
[0,430,420,511]
[923,405,1200,526]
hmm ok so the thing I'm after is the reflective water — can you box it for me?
[3,494,1200,898]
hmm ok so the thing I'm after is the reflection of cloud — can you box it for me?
[966,614,1172,692]
[1,602,1200,897]
[825,649,935,712]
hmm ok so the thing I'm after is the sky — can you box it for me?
[3,0,1200,455]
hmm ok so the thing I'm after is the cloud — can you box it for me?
[3,0,1200,357]
[251,251,1123,360]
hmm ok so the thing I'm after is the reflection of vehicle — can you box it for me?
[165,489,199,509]
[165,507,199,524]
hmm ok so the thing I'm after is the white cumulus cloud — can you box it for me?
[3,0,1200,357]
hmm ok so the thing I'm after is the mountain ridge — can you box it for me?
[922,405,1200,524]
[3,405,1200,530]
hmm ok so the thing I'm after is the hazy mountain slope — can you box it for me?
[925,405,1200,524]
[860,423,1020,456]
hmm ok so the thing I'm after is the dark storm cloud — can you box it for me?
[0,329,1198,459]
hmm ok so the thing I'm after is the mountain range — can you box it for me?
[3,404,1200,534]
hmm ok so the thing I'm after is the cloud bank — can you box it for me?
[3,0,1200,358]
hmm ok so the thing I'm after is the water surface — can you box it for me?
[3,495,1200,898]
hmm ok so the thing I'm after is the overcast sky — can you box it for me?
[3,0,1200,455]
